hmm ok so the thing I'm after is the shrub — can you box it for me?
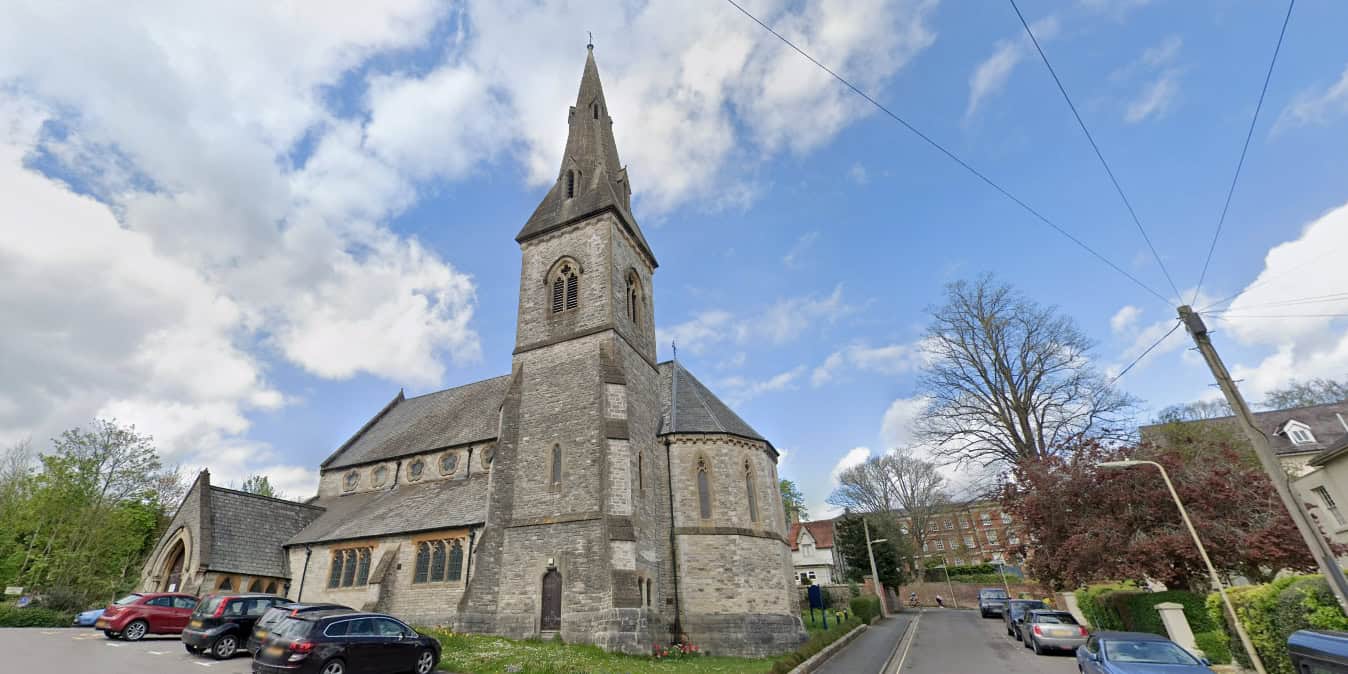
[1075,583,1134,630]
[947,563,997,576]
[770,615,861,674]
[1094,589,1217,637]
[1207,575,1348,674]
[1193,630,1231,664]
[0,605,73,627]
[37,587,90,613]
[850,596,881,623]
[848,581,861,598]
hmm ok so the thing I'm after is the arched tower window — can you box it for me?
[637,450,644,492]
[696,456,712,519]
[566,170,576,198]
[593,103,600,119]
[549,260,580,314]
[625,271,641,323]
[551,444,562,485]
[744,460,759,523]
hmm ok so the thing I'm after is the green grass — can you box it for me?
[798,611,850,635]
[424,629,773,674]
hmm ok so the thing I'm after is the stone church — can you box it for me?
[136,46,805,656]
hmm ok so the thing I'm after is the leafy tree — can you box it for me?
[834,514,908,591]
[1008,440,1325,590]
[915,276,1137,468]
[240,474,280,498]
[779,479,807,523]
[1263,378,1348,409]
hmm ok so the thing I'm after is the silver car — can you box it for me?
[1023,609,1088,654]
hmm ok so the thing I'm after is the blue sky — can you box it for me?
[2,1,1347,515]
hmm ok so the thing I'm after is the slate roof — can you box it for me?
[658,361,768,447]
[287,474,490,546]
[1140,400,1348,457]
[787,520,836,551]
[206,487,323,577]
[323,375,512,470]
[516,46,656,267]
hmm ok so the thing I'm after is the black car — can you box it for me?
[252,610,441,674]
[182,593,287,659]
[1003,599,1048,641]
[247,603,353,655]
[978,588,1010,618]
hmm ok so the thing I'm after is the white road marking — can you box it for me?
[148,650,166,655]
[894,608,923,673]
[105,643,122,648]
[195,661,214,667]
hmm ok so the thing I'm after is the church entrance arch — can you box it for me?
[161,539,186,592]
[540,568,562,632]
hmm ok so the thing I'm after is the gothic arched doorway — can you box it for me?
[161,540,186,592]
[540,568,562,632]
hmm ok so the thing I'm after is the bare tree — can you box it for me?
[915,276,1137,468]
[828,449,948,569]
[1262,377,1348,409]
[1154,399,1232,423]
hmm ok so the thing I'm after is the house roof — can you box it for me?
[1140,400,1348,457]
[206,486,323,577]
[787,520,836,551]
[657,361,769,448]
[322,375,512,470]
[287,474,490,546]
[515,46,655,267]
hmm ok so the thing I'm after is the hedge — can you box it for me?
[1207,575,1348,674]
[850,596,882,624]
[0,606,74,627]
[1193,630,1232,664]
[769,616,862,674]
[1075,583,1134,630]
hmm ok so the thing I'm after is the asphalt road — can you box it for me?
[0,627,254,673]
[895,609,1080,674]
[813,613,912,674]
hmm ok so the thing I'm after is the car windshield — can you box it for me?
[113,594,143,605]
[1031,612,1077,624]
[257,607,289,628]
[1009,602,1045,617]
[194,596,226,616]
[981,590,1009,599]
[1104,640,1200,665]
[271,618,314,639]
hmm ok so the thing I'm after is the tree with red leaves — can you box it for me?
[1008,440,1325,590]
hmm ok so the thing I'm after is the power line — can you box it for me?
[1209,312,1348,320]
[1009,0,1183,304]
[722,0,1173,308]
[1108,321,1182,387]
[1190,0,1296,305]
[1212,291,1348,312]
[1199,241,1342,313]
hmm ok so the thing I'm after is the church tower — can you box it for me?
[457,45,669,652]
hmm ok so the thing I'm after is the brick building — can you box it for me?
[897,500,1029,568]
[135,46,804,657]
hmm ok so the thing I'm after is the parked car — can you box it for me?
[1289,629,1348,672]
[181,593,287,660]
[978,588,1010,618]
[1003,599,1047,642]
[94,592,198,641]
[73,607,106,627]
[1021,609,1087,654]
[1076,631,1214,673]
[247,603,352,655]
[251,610,441,674]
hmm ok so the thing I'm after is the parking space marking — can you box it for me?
[195,661,215,667]
[148,650,166,654]
[105,642,122,647]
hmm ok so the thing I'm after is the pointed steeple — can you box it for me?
[517,46,656,268]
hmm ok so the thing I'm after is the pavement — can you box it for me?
[813,612,913,674]
[892,608,1079,674]
[0,627,254,673]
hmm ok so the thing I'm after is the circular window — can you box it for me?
[439,452,459,476]
[372,465,390,487]
[343,471,359,491]
[408,459,425,481]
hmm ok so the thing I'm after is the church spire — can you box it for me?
[517,46,656,268]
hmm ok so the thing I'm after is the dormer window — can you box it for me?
[1285,420,1316,445]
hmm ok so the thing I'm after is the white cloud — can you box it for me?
[1140,35,1182,68]
[1273,64,1348,134]
[660,285,855,355]
[965,16,1059,121]
[847,163,869,185]
[830,446,872,486]
[1117,36,1182,125]
[881,396,930,448]
[719,366,809,406]
[812,341,924,386]
[1111,305,1143,334]
[783,231,821,268]
[1125,71,1179,123]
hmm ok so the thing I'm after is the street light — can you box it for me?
[931,563,959,608]
[861,517,890,618]
[1098,460,1266,674]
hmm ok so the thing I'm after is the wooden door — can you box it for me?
[540,569,562,631]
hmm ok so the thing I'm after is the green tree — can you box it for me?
[779,479,808,523]
[240,474,280,498]
[834,514,909,591]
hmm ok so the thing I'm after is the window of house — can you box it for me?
[645,579,653,607]
[1314,486,1347,526]
[372,465,389,488]
[1008,531,1021,545]
[328,547,373,588]
[986,530,999,545]
[934,539,945,551]
[964,534,975,548]
[744,461,759,523]
[439,452,459,477]
[1291,427,1316,444]
[1001,512,1013,524]
[248,578,264,592]
[922,542,929,552]
[696,456,712,519]
[960,518,970,529]
[900,524,909,534]
[981,513,992,527]
[218,577,233,591]
[413,538,466,584]
[550,445,562,485]
[343,470,359,492]
[944,520,953,530]
[954,558,964,567]
[408,459,425,481]
[550,261,579,314]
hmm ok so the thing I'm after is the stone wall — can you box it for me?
[138,472,207,594]
[315,441,495,499]
[515,217,611,352]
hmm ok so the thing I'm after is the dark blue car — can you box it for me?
[1289,629,1348,672]
[1076,631,1214,673]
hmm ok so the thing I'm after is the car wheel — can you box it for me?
[1032,638,1043,655]
[1023,633,1032,648]
[414,649,436,674]
[103,630,118,639]
[320,658,346,674]
[210,634,237,660]
[122,620,148,642]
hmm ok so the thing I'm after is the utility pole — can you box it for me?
[1179,305,1348,613]
[862,516,889,618]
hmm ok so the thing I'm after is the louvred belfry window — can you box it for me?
[550,262,579,314]
[565,273,578,310]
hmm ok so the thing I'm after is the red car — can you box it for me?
[95,592,198,641]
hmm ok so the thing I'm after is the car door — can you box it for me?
[340,618,381,672]
[1079,636,1102,674]
[143,596,173,632]
[372,618,419,673]
[169,596,196,631]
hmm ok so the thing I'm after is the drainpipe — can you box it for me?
[296,545,312,601]
[664,437,683,643]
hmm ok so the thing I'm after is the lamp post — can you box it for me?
[932,564,958,608]
[1098,460,1266,674]
[861,516,889,618]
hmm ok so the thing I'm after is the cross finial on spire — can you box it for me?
[672,340,678,361]
[587,31,593,50]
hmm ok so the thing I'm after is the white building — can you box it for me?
[788,520,843,585]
